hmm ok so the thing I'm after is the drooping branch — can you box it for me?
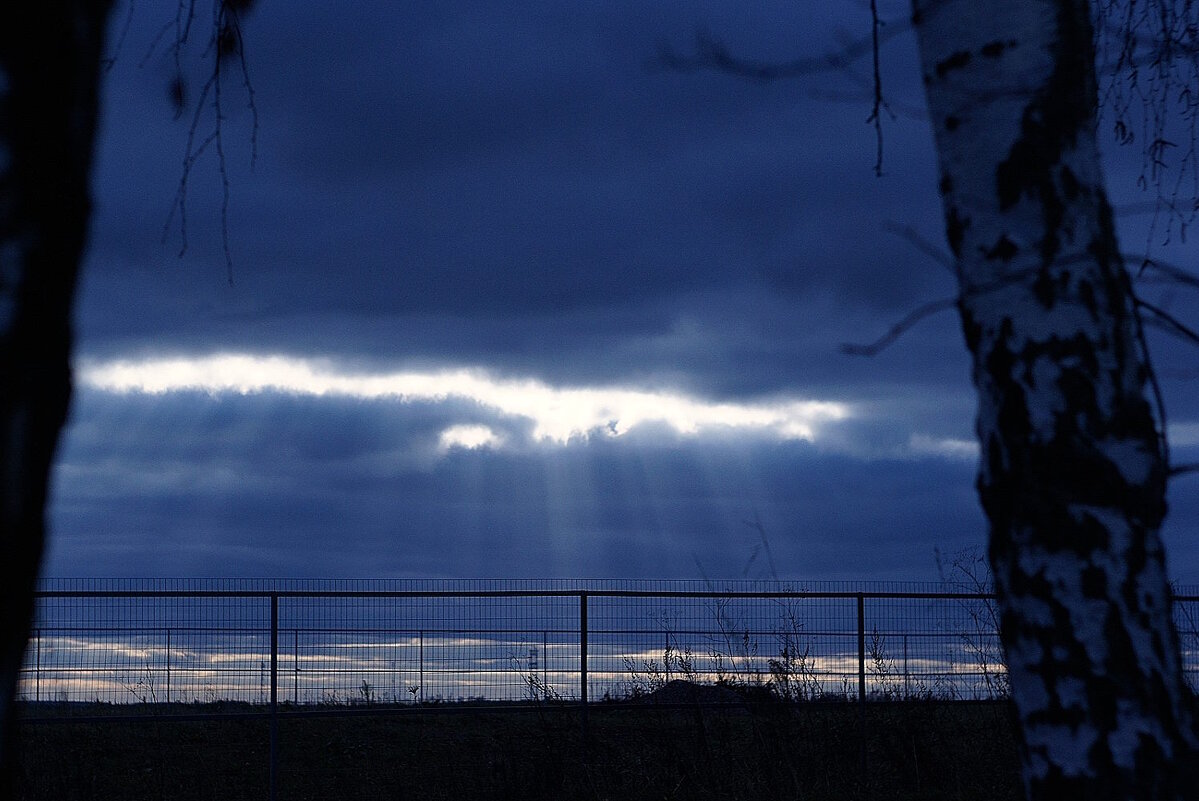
[655,12,910,174]
[865,0,892,176]
[1094,0,1199,247]
[146,0,258,284]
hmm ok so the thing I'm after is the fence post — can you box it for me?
[35,628,40,703]
[164,628,171,704]
[270,594,279,801]
[579,593,589,753]
[857,593,866,775]
[903,634,909,700]
[857,594,866,703]
[294,629,299,704]
[419,631,424,702]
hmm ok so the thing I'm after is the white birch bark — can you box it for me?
[912,0,1197,797]
[0,3,111,792]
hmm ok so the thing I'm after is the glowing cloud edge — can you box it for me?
[77,353,851,445]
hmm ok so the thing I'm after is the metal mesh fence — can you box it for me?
[28,593,272,706]
[1177,595,1199,693]
[19,580,1199,711]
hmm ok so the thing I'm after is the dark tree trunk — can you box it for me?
[912,0,1197,797]
[0,2,111,792]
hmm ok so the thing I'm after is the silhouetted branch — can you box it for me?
[840,250,1142,358]
[655,14,909,172]
[142,0,258,285]
[1094,0,1199,249]
[1137,298,1199,346]
[741,512,779,582]
[805,87,927,120]
[1129,286,1172,471]
[654,19,910,81]
[841,297,958,356]
[866,0,889,176]
[1127,254,1199,290]
[102,0,138,72]
[882,220,956,275]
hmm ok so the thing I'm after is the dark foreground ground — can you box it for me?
[15,698,1021,801]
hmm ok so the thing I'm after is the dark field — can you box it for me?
[16,699,1021,801]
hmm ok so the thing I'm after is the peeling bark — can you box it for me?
[913,0,1197,797]
[0,2,111,793]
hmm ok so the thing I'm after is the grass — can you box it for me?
[15,697,1021,800]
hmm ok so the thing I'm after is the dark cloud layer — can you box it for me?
[48,0,1199,584]
[49,390,987,580]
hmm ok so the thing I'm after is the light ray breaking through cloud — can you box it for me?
[78,353,851,446]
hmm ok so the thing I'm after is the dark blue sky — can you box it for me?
[43,0,1199,582]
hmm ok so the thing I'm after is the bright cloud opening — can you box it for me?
[908,433,978,461]
[78,353,850,445]
[1168,422,1199,448]
[439,424,502,451]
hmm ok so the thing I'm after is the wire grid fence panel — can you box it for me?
[862,594,1008,700]
[19,584,1199,712]
[277,593,582,705]
[586,593,863,701]
[23,594,272,706]
[1176,595,1199,693]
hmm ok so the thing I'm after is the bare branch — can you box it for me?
[163,71,217,255]
[654,18,910,81]
[145,0,258,284]
[1094,0,1199,249]
[840,297,958,357]
[102,0,138,73]
[805,87,928,120]
[866,0,887,176]
[1129,286,1172,471]
[1136,297,1199,346]
[882,220,957,275]
[654,15,910,174]
[1125,253,1199,290]
[741,512,779,583]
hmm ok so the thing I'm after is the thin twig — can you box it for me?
[231,7,260,170]
[882,221,957,275]
[867,0,886,176]
[163,72,217,254]
[156,0,257,283]
[103,0,138,72]
[653,16,909,82]
[213,32,233,285]
[1129,288,1172,474]
[654,14,908,176]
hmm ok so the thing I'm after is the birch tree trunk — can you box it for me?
[912,0,1197,796]
[0,3,111,791]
